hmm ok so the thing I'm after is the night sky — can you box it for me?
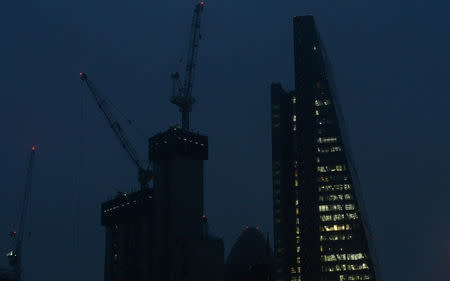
[1,0,449,280]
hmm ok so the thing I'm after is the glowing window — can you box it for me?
[320,234,353,241]
[347,213,358,220]
[320,215,332,221]
[331,146,342,152]
[345,204,356,210]
[321,224,351,232]
[317,137,337,144]
[319,204,343,212]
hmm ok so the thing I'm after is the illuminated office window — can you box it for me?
[315,99,331,106]
[348,253,367,260]
[319,194,352,202]
[347,213,358,220]
[319,204,343,212]
[331,146,342,152]
[317,137,337,144]
[345,204,355,210]
[321,224,351,232]
[320,234,353,241]
[320,215,332,222]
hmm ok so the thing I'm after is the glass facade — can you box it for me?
[271,16,379,281]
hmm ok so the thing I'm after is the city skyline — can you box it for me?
[1,1,449,281]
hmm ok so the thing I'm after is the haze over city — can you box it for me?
[1,1,449,281]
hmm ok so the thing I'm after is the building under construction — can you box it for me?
[86,2,225,281]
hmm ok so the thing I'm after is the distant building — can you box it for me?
[0,269,17,281]
[150,127,224,281]
[101,188,153,281]
[271,16,380,281]
[225,227,273,281]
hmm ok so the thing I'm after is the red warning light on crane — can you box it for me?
[31,146,36,151]
[200,1,204,5]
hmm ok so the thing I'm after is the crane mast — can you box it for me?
[80,73,152,189]
[171,1,205,130]
[7,146,36,281]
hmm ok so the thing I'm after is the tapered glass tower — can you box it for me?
[271,16,379,281]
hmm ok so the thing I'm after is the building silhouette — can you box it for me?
[101,189,154,281]
[101,127,224,281]
[271,16,379,281]
[149,127,224,281]
[225,227,273,281]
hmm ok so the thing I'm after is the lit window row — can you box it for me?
[339,274,371,281]
[317,175,349,183]
[317,119,332,126]
[320,213,358,222]
[322,263,369,272]
[317,137,337,144]
[317,165,346,173]
[319,194,352,202]
[317,146,342,153]
[315,99,331,106]
[320,234,353,241]
[319,184,351,192]
[319,204,355,212]
[321,253,367,262]
[320,224,351,232]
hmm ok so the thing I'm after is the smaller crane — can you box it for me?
[80,73,152,189]
[7,146,36,281]
[171,1,205,130]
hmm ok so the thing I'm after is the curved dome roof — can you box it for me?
[225,227,272,281]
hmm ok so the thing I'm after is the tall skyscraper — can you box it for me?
[271,16,380,281]
[150,127,224,281]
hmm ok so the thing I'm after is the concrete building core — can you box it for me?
[150,126,224,281]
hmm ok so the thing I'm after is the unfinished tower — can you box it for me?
[149,127,224,281]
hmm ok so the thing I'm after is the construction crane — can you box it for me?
[7,146,36,281]
[171,1,205,130]
[80,73,152,189]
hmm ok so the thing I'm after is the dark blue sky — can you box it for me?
[1,0,449,280]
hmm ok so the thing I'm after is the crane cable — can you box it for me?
[74,79,86,281]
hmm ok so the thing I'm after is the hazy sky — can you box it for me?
[1,1,449,281]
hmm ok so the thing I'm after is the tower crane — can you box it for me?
[171,1,205,130]
[80,73,152,189]
[7,146,36,281]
